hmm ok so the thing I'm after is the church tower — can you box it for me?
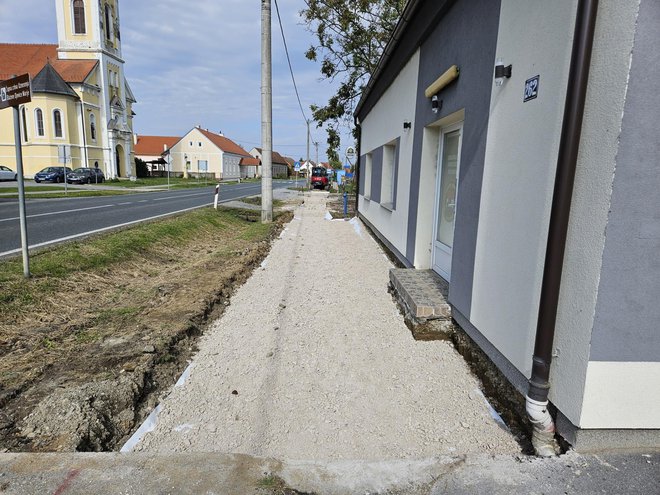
[54,0,136,178]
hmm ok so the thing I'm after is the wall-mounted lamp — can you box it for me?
[403,121,412,131]
[431,95,441,114]
[494,58,512,86]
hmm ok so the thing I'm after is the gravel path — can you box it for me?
[132,192,520,460]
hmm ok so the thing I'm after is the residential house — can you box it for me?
[0,0,136,178]
[239,155,259,178]
[249,147,290,178]
[355,0,659,452]
[168,127,249,180]
[133,134,179,172]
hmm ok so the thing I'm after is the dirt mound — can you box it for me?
[21,374,145,452]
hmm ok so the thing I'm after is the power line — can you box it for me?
[273,0,312,133]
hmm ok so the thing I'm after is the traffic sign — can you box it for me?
[294,161,301,172]
[0,74,31,110]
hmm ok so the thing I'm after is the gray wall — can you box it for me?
[407,0,501,317]
[590,0,660,363]
[369,146,384,204]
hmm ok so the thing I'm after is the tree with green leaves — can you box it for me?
[301,0,406,162]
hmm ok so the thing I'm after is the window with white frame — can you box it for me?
[364,153,373,200]
[53,109,64,138]
[89,113,97,141]
[105,4,113,41]
[20,106,28,142]
[35,108,45,137]
[72,0,86,34]
[381,142,397,210]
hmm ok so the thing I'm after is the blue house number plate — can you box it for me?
[524,75,540,102]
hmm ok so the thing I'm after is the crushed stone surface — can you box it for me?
[133,192,520,460]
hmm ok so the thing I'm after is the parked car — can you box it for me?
[34,166,72,183]
[310,166,329,190]
[67,167,105,184]
[0,165,17,181]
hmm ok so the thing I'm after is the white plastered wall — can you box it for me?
[566,0,643,428]
[470,0,577,383]
[471,0,641,427]
[359,50,420,258]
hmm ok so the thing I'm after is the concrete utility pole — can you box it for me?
[306,120,310,189]
[261,0,273,223]
[314,141,319,166]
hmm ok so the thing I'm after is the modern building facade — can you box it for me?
[0,0,136,178]
[356,0,659,451]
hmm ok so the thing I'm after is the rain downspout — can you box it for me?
[353,117,362,214]
[527,0,599,457]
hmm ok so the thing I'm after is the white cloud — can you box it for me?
[1,0,355,161]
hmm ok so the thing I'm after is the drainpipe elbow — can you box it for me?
[525,396,559,457]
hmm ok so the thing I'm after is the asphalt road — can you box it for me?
[0,180,294,257]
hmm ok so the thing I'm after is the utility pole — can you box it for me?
[314,141,319,166]
[261,0,273,223]
[306,120,310,189]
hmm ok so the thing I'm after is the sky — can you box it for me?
[0,0,354,162]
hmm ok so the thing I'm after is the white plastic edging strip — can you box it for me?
[349,217,363,237]
[120,363,194,452]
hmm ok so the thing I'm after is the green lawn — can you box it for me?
[0,190,137,199]
[107,177,219,188]
[0,186,68,193]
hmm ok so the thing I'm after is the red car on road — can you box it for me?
[310,167,329,190]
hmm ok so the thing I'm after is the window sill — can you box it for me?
[363,195,371,201]
[380,202,395,212]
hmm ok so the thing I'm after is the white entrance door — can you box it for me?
[432,123,463,281]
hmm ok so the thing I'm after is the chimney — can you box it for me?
[163,144,168,152]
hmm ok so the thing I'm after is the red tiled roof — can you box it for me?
[50,59,98,83]
[0,43,97,83]
[240,156,260,166]
[271,151,288,166]
[134,135,180,156]
[198,128,250,157]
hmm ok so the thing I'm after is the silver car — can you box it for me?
[0,165,17,181]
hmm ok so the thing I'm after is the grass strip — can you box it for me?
[106,178,218,188]
[0,207,275,310]
[0,190,139,199]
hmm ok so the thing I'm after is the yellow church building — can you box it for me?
[0,0,135,178]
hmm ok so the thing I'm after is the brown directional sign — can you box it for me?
[0,74,32,110]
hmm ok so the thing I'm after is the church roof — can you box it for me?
[31,62,79,98]
[0,43,97,84]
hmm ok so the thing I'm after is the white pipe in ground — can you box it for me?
[525,396,559,457]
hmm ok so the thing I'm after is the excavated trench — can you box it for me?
[0,211,293,453]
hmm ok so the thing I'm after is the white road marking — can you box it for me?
[0,204,114,223]
[0,203,213,258]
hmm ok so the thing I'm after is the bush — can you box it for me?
[135,158,149,178]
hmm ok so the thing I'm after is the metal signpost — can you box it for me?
[294,161,301,191]
[1,74,32,278]
[58,144,70,194]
